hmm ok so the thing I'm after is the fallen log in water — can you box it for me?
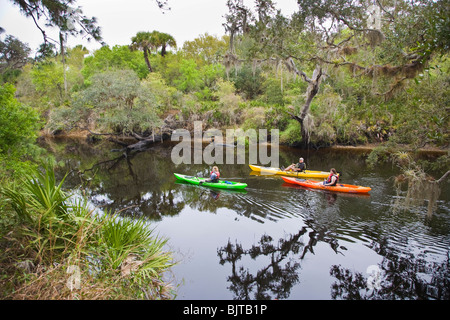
[123,133,170,154]
[84,128,173,155]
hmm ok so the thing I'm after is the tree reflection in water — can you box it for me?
[217,229,306,300]
[217,222,347,300]
[330,239,450,300]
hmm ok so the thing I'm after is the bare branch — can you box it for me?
[284,57,312,83]
[436,170,450,184]
[375,0,395,22]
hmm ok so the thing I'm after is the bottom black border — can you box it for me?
[1,299,445,318]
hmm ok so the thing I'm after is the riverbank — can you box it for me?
[330,143,448,156]
[0,162,176,300]
[40,129,449,156]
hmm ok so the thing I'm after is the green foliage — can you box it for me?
[336,119,368,145]
[182,33,229,66]
[0,83,40,155]
[280,120,302,145]
[46,104,90,132]
[262,77,285,106]
[230,65,265,99]
[0,163,71,261]
[82,45,149,81]
[30,61,66,104]
[14,46,89,112]
[98,213,172,276]
[240,106,283,131]
[150,31,177,57]
[209,79,243,125]
[141,72,179,112]
[153,51,183,86]
[3,1,449,150]
[201,63,225,88]
[77,69,141,110]
[0,35,31,84]
[48,69,163,134]
[214,79,238,108]
[0,163,175,299]
[378,57,450,147]
[174,58,202,92]
[366,141,408,169]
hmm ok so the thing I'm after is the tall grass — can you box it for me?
[0,163,176,299]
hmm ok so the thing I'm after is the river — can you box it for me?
[41,137,450,300]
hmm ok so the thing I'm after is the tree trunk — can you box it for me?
[84,127,173,155]
[143,48,153,72]
[229,23,236,53]
[285,59,323,147]
[301,69,322,120]
[437,170,450,184]
[59,32,67,95]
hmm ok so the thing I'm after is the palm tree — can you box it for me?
[151,31,177,57]
[130,31,155,72]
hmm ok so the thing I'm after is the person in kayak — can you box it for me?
[323,168,339,186]
[200,166,220,184]
[282,157,306,172]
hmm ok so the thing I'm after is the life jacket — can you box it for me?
[211,171,220,181]
[326,173,339,186]
[296,162,306,171]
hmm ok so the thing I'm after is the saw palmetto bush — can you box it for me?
[1,164,74,263]
[0,163,175,299]
[96,213,174,298]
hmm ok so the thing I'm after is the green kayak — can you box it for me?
[174,173,247,190]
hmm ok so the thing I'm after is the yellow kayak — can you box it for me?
[249,164,335,179]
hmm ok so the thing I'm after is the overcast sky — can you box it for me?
[0,0,299,54]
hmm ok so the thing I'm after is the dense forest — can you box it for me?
[1,0,448,152]
[0,0,449,299]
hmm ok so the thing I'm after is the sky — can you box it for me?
[0,0,299,55]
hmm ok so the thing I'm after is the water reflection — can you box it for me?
[392,178,443,218]
[217,231,305,300]
[281,182,371,200]
[40,138,450,300]
[331,241,449,300]
[217,215,353,299]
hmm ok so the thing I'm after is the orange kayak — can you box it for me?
[282,177,371,194]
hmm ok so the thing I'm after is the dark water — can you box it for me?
[43,138,450,300]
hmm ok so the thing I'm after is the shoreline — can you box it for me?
[329,143,448,155]
[39,130,449,156]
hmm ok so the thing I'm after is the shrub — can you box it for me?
[48,70,163,134]
[0,163,175,299]
[280,120,302,145]
[230,65,265,100]
[0,84,41,155]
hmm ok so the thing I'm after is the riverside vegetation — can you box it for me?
[0,0,449,299]
[0,160,175,299]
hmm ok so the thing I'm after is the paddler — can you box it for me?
[200,166,220,184]
[282,157,306,172]
[323,168,339,186]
